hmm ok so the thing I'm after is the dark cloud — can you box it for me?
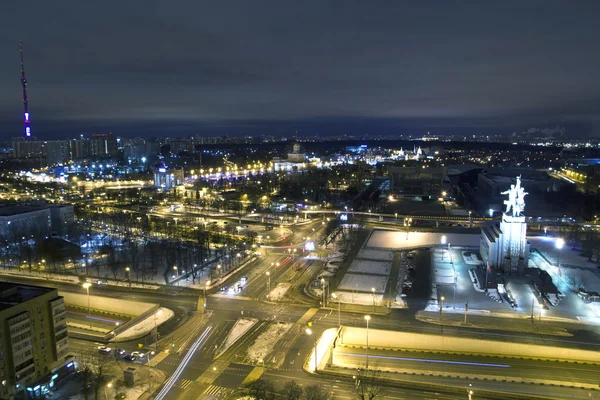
[0,1,599,138]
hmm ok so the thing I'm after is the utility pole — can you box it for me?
[464,302,468,324]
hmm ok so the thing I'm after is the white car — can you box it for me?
[98,346,112,354]
[131,351,145,358]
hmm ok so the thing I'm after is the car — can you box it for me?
[115,348,126,355]
[131,351,145,358]
[241,275,248,283]
[124,354,137,362]
[220,286,228,292]
[98,346,112,354]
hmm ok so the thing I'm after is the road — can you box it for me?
[333,346,600,386]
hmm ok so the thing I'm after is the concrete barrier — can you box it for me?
[61,292,155,317]
[339,326,600,363]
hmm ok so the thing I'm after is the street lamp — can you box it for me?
[364,315,371,368]
[331,293,341,327]
[104,383,112,400]
[266,271,271,297]
[82,282,92,327]
[305,328,318,372]
[441,236,447,260]
[217,264,222,279]
[556,238,564,268]
[204,280,210,298]
[371,287,376,313]
[125,267,131,289]
[148,350,156,391]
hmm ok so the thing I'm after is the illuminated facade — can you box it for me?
[0,283,72,399]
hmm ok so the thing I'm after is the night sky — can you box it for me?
[1,1,599,139]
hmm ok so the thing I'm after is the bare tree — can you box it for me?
[247,378,275,400]
[78,348,112,400]
[303,384,335,400]
[353,368,382,400]
[282,380,303,400]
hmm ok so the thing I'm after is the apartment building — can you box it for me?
[0,283,72,399]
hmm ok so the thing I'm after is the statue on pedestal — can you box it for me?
[501,176,528,217]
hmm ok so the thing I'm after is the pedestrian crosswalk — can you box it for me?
[203,385,229,398]
[180,379,194,390]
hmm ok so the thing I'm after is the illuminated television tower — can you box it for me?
[20,40,31,138]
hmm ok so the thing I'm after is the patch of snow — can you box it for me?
[114,307,174,341]
[247,322,292,363]
[469,269,485,292]
[219,318,257,356]
[268,283,291,301]
[462,251,483,265]
[338,274,387,293]
[547,293,560,307]
[348,260,392,276]
[329,291,383,306]
[486,289,502,303]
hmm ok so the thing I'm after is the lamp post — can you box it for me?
[154,309,162,346]
[266,271,271,298]
[104,383,112,400]
[556,238,564,269]
[364,315,371,368]
[441,236,447,260]
[173,266,178,286]
[113,322,120,347]
[440,296,445,319]
[148,350,155,391]
[125,267,131,290]
[305,328,318,372]
[371,287,376,313]
[82,283,92,327]
[332,293,341,327]
[217,264,222,279]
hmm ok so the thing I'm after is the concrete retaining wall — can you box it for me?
[61,292,155,317]
[339,326,600,363]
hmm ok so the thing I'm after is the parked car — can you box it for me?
[124,354,137,362]
[98,346,112,354]
[131,351,145,358]
[115,348,126,355]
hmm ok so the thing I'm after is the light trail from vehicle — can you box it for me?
[342,353,511,368]
[154,326,213,400]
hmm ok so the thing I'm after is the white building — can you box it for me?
[153,164,184,189]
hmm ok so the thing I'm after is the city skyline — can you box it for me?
[1,1,600,139]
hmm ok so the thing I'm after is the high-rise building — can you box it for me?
[0,283,73,399]
[12,140,70,165]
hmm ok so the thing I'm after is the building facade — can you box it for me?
[0,283,72,399]
[153,164,184,189]
[0,203,74,239]
[389,165,447,197]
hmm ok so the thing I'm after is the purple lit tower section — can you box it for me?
[20,40,31,138]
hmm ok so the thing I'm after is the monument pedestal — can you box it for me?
[500,214,529,275]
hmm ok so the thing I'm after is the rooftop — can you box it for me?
[0,202,49,217]
[0,282,54,312]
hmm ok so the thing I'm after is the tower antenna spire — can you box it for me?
[20,40,31,138]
